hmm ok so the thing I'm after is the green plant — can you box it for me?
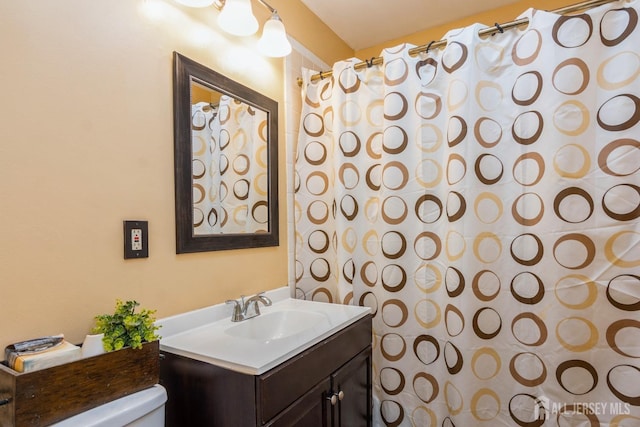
[92,300,161,351]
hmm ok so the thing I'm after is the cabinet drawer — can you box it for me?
[258,315,372,424]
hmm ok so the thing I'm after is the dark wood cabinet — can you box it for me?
[330,349,371,427]
[160,314,372,427]
[266,376,331,426]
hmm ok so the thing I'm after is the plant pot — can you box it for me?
[0,340,159,426]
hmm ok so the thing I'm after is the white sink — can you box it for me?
[158,292,370,375]
[225,309,326,341]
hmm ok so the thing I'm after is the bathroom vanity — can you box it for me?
[157,292,372,426]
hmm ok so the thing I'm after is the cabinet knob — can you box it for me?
[327,390,345,405]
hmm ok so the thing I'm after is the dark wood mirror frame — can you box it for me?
[173,52,279,253]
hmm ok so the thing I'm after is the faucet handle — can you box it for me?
[254,291,269,299]
[225,299,243,322]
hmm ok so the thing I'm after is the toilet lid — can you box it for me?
[51,384,167,427]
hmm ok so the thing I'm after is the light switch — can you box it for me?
[124,220,148,259]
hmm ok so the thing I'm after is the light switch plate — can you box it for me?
[124,220,148,259]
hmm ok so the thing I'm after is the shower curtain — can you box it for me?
[192,96,269,235]
[295,1,639,425]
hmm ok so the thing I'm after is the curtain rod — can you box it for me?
[297,0,620,86]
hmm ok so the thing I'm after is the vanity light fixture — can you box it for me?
[257,10,291,57]
[216,0,259,36]
[176,0,292,57]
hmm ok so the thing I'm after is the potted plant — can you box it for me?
[92,300,161,351]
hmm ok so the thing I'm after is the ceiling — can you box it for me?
[300,0,525,50]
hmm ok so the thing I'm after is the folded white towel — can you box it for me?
[5,335,81,372]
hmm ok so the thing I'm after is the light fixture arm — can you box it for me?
[255,0,276,14]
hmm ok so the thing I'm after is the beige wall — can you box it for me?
[0,0,351,351]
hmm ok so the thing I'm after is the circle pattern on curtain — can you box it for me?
[296,2,640,425]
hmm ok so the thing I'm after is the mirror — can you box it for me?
[173,52,279,253]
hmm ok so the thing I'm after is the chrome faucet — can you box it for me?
[225,292,272,322]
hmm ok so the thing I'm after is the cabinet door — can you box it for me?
[330,347,372,427]
[266,377,331,427]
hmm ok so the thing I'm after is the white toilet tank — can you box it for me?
[52,384,167,427]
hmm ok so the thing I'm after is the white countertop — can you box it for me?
[157,288,370,375]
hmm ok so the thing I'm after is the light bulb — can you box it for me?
[257,12,292,57]
[218,0,258,36]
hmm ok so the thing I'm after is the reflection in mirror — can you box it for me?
[174,52,278,253]
[191,83,269,235]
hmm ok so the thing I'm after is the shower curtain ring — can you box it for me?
[426,40,435,53]
[494,22,504,34]
[366,57,375,68]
